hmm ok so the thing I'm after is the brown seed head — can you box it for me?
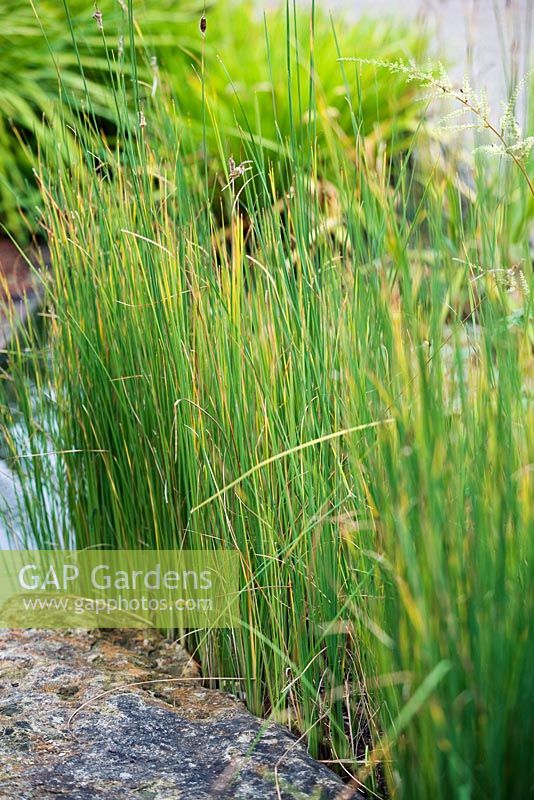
[92,8,103,31]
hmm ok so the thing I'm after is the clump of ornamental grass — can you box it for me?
[1,3,534,798]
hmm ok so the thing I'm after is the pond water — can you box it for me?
[0,388,48,550]
[0,380,72,550]
[0,460,22,548]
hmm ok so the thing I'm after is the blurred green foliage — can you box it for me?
[0,0,428,238]
[0,0,202,237]
[163,1,429,165]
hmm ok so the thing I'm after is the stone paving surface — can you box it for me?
[0,628,360,800]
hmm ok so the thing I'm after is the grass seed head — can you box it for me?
[92,7,103,32]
